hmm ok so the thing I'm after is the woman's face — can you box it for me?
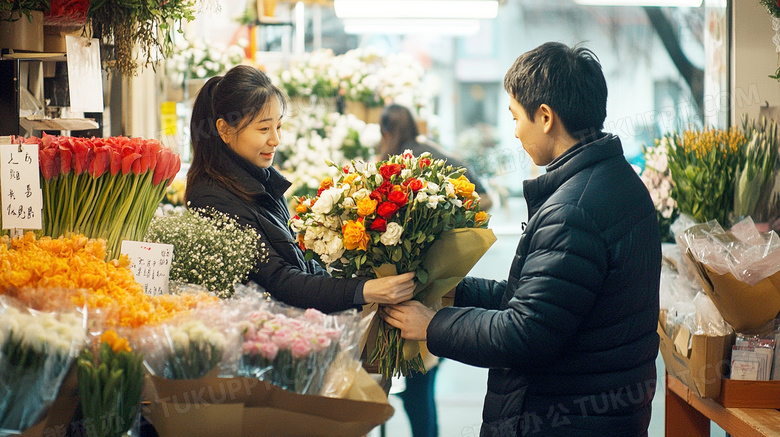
[221,95,283,169]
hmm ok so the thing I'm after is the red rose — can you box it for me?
[403,177,424,192]
[419,157,431,169]
[370,190,384,202]
[376,180,394,196]
[379,163,403,180]
[377,202,400,219]
[388,190,408,207]
[370,217,387,232]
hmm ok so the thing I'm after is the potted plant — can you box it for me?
[87,0,197,76]
[0,0,50,52]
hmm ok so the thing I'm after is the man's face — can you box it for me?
[509,96,554,166]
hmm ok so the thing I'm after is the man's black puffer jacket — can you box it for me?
[427,133,661,437]
[187,149,366,313]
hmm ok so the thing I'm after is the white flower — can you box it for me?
[444,181,456,198]
[449,198,463,208]
[401,169,412,180]
[415,191,429,203]
[426,183,440,194]
[352,188,369,200]
[312,187,343,214]
[341,197,356,209]
[427,195,443,209]
[375,174,383,185]
[380,222,404,246]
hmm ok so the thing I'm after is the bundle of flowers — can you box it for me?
[237,303,356,395]
[333,48,429,112]
[144,207,267,299]
[0,297,86,435]
[290,151,491,378]
[733,116,779,222]
[640,141,678,243]
[665,126,745,227]
[77,329,144,437]
[16,134,181,260]
[276,106,380,199]
[0,233,217,328]
[272,48,340,100]
[166,38,246,86]
[44,0,89,26]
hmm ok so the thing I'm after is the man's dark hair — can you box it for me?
[503,42,607,138]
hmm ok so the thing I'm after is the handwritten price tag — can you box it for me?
[1,144,43,230]
[120,240,174,296]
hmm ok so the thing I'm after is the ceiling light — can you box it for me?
[334,0,499,19]
[574,0,701,6]
[342,18,481,35]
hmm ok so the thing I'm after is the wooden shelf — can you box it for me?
[19,117,99,132]
[1,52,66,62]
[666,373,780,437]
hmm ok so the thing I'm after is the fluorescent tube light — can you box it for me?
[342,18,481,35]
[574,0,702,5]
[334,0,499,19]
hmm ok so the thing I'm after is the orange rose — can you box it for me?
[475,211,488,226]
[342,219,370,251]
[449,175,475,198]
[295,202,308,214]
[356,197,378,217]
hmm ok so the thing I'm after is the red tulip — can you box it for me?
[121,152,142,175]
[89,146,110,178]
[167,155,181,187]
[109,148,121,176]
[146,139,162,172]
[153,149,177,186]
[71,137,90,176]
[39,146,60,181]
[58,139,72,176]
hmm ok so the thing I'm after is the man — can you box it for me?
[382,42,661,437]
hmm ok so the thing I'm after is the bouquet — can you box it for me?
[237,304,345,394]
[0,232,217,328]
[733,116,778,222]
[16,134,181,260]
[665,126,745,226]
[0,298,86,435]
[290,151,491,378]
[144,207,267,299]
[44,0,89,26]
[77,330,144,437]
[140,308,229,380]
[640,140,678,243]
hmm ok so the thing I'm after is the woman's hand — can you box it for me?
[363,272,416,304]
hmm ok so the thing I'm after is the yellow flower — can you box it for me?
[319,177,333,191]
[475,211,488,226]
[342,174,358,186]
[342,220,370,251]
[449,175,476,198]
[100,329,132,353]
[356,197,378,217]
[295,202,308,214]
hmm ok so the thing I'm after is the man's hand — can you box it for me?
[381,301,436,341]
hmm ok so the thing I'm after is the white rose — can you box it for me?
[323,214,343,230]
[427,195,443,209]
[322,235,346,264]
[341,197,356,209]
[380,222,404,246]
[415,191,429,203]
[312,187,342,214]
[426,183,440,194]
[444,181,456,198]
[353,188,369,200]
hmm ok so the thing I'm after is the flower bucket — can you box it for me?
[0,11,44,52]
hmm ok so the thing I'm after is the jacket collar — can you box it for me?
[523,133,623,217]
[219,148,291,203]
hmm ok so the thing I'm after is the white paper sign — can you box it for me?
[1,144,43,230]
[120,240,174,296]
[66,36,104,113]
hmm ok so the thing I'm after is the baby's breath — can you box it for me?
[145,207,267,299]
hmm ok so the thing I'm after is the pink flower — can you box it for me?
[243,342,260,355]
[291,337,312,359]
[272,328,294,349]
[304,308,325,323]
[325,328,342,340]
[260,342,279,360]
[315,335,332,351]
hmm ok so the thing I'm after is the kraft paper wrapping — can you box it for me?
[362,228,497,364]
[144,367,394,437]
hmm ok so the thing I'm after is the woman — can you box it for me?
[379,104,492,212]
[185,65,416,313]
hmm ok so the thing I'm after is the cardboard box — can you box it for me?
[657,313,732,398]
[144,368,394,437]
[715,378,780,408]
[685,249,780,334]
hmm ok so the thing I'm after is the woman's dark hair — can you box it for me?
[379,104,419,158]
[503,42,607,139]
[186,65,287,203]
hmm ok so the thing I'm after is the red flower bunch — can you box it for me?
[18,133,181,259]
[44,0,89,26]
